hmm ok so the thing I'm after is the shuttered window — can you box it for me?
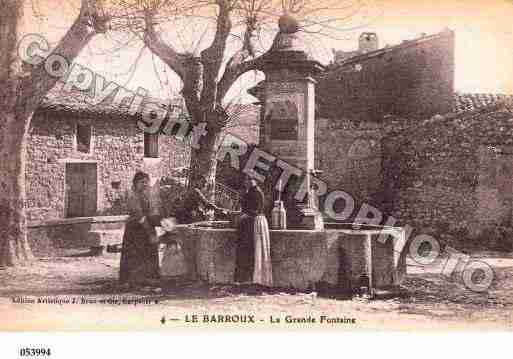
[76,124,92,153]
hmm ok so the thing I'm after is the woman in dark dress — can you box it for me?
[233,177,273,286]
[119,171,161,287]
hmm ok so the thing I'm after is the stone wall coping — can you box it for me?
[182,226,326,234]
[325,222,403,230]
[264,76,318,84]
[325,228,401,235]
[178,221,403,236]
[57,158,98,164]
[89,229,124,233]
[28,215,129,228]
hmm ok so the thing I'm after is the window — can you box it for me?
[144,132,159,158]
[76,123,92,153]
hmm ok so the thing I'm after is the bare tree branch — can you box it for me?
[143,9,187,79]
[200,0,233,107]
[217,53,263,101]
[216,7,262,102]
[18,0,109,115]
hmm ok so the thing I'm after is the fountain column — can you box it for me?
[256,15,325,230]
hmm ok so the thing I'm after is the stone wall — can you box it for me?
[26,110,189,221]
[315,118,383,207]
[27,216,127,257]
[382,103,513,249]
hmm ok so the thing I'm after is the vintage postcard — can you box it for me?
[1,0,513,335]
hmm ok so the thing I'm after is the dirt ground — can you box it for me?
[1,249,513,331]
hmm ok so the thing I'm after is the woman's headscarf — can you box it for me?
[132,171,150,190]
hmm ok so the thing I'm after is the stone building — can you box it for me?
[312,30,455,203]
[320,30,513,249]
[26,84,189,222]
[316,30,513,248]
[26,84,260,223]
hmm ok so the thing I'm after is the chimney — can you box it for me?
[358,32,379,53]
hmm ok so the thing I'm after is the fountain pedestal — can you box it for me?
[256,16,325,230]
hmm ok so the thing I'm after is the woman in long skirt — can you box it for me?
[119,171,161,287]
[233,177,273,287]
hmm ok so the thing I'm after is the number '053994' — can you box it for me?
[19,348,51,356]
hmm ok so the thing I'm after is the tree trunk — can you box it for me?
[0,0,33,266]
[0,0,101,266]
[187,123,224,218]
[0,106,33,266]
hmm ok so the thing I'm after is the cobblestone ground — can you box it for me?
[1,249,513,330]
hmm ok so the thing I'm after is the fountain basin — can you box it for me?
[172,221,406,291]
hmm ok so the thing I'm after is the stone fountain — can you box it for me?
[172,16,406,295]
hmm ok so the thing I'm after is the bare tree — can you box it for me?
[110,0,372,211]
[0,0,109,266]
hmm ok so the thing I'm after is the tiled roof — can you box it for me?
[39,82,261,138]
[38,83,173,118]
[452,92,513,114]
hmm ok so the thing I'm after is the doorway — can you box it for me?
[65,162,98,217]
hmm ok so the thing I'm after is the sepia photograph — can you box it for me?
[1,0,513,339]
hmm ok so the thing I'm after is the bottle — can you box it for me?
[271,200,287,230]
